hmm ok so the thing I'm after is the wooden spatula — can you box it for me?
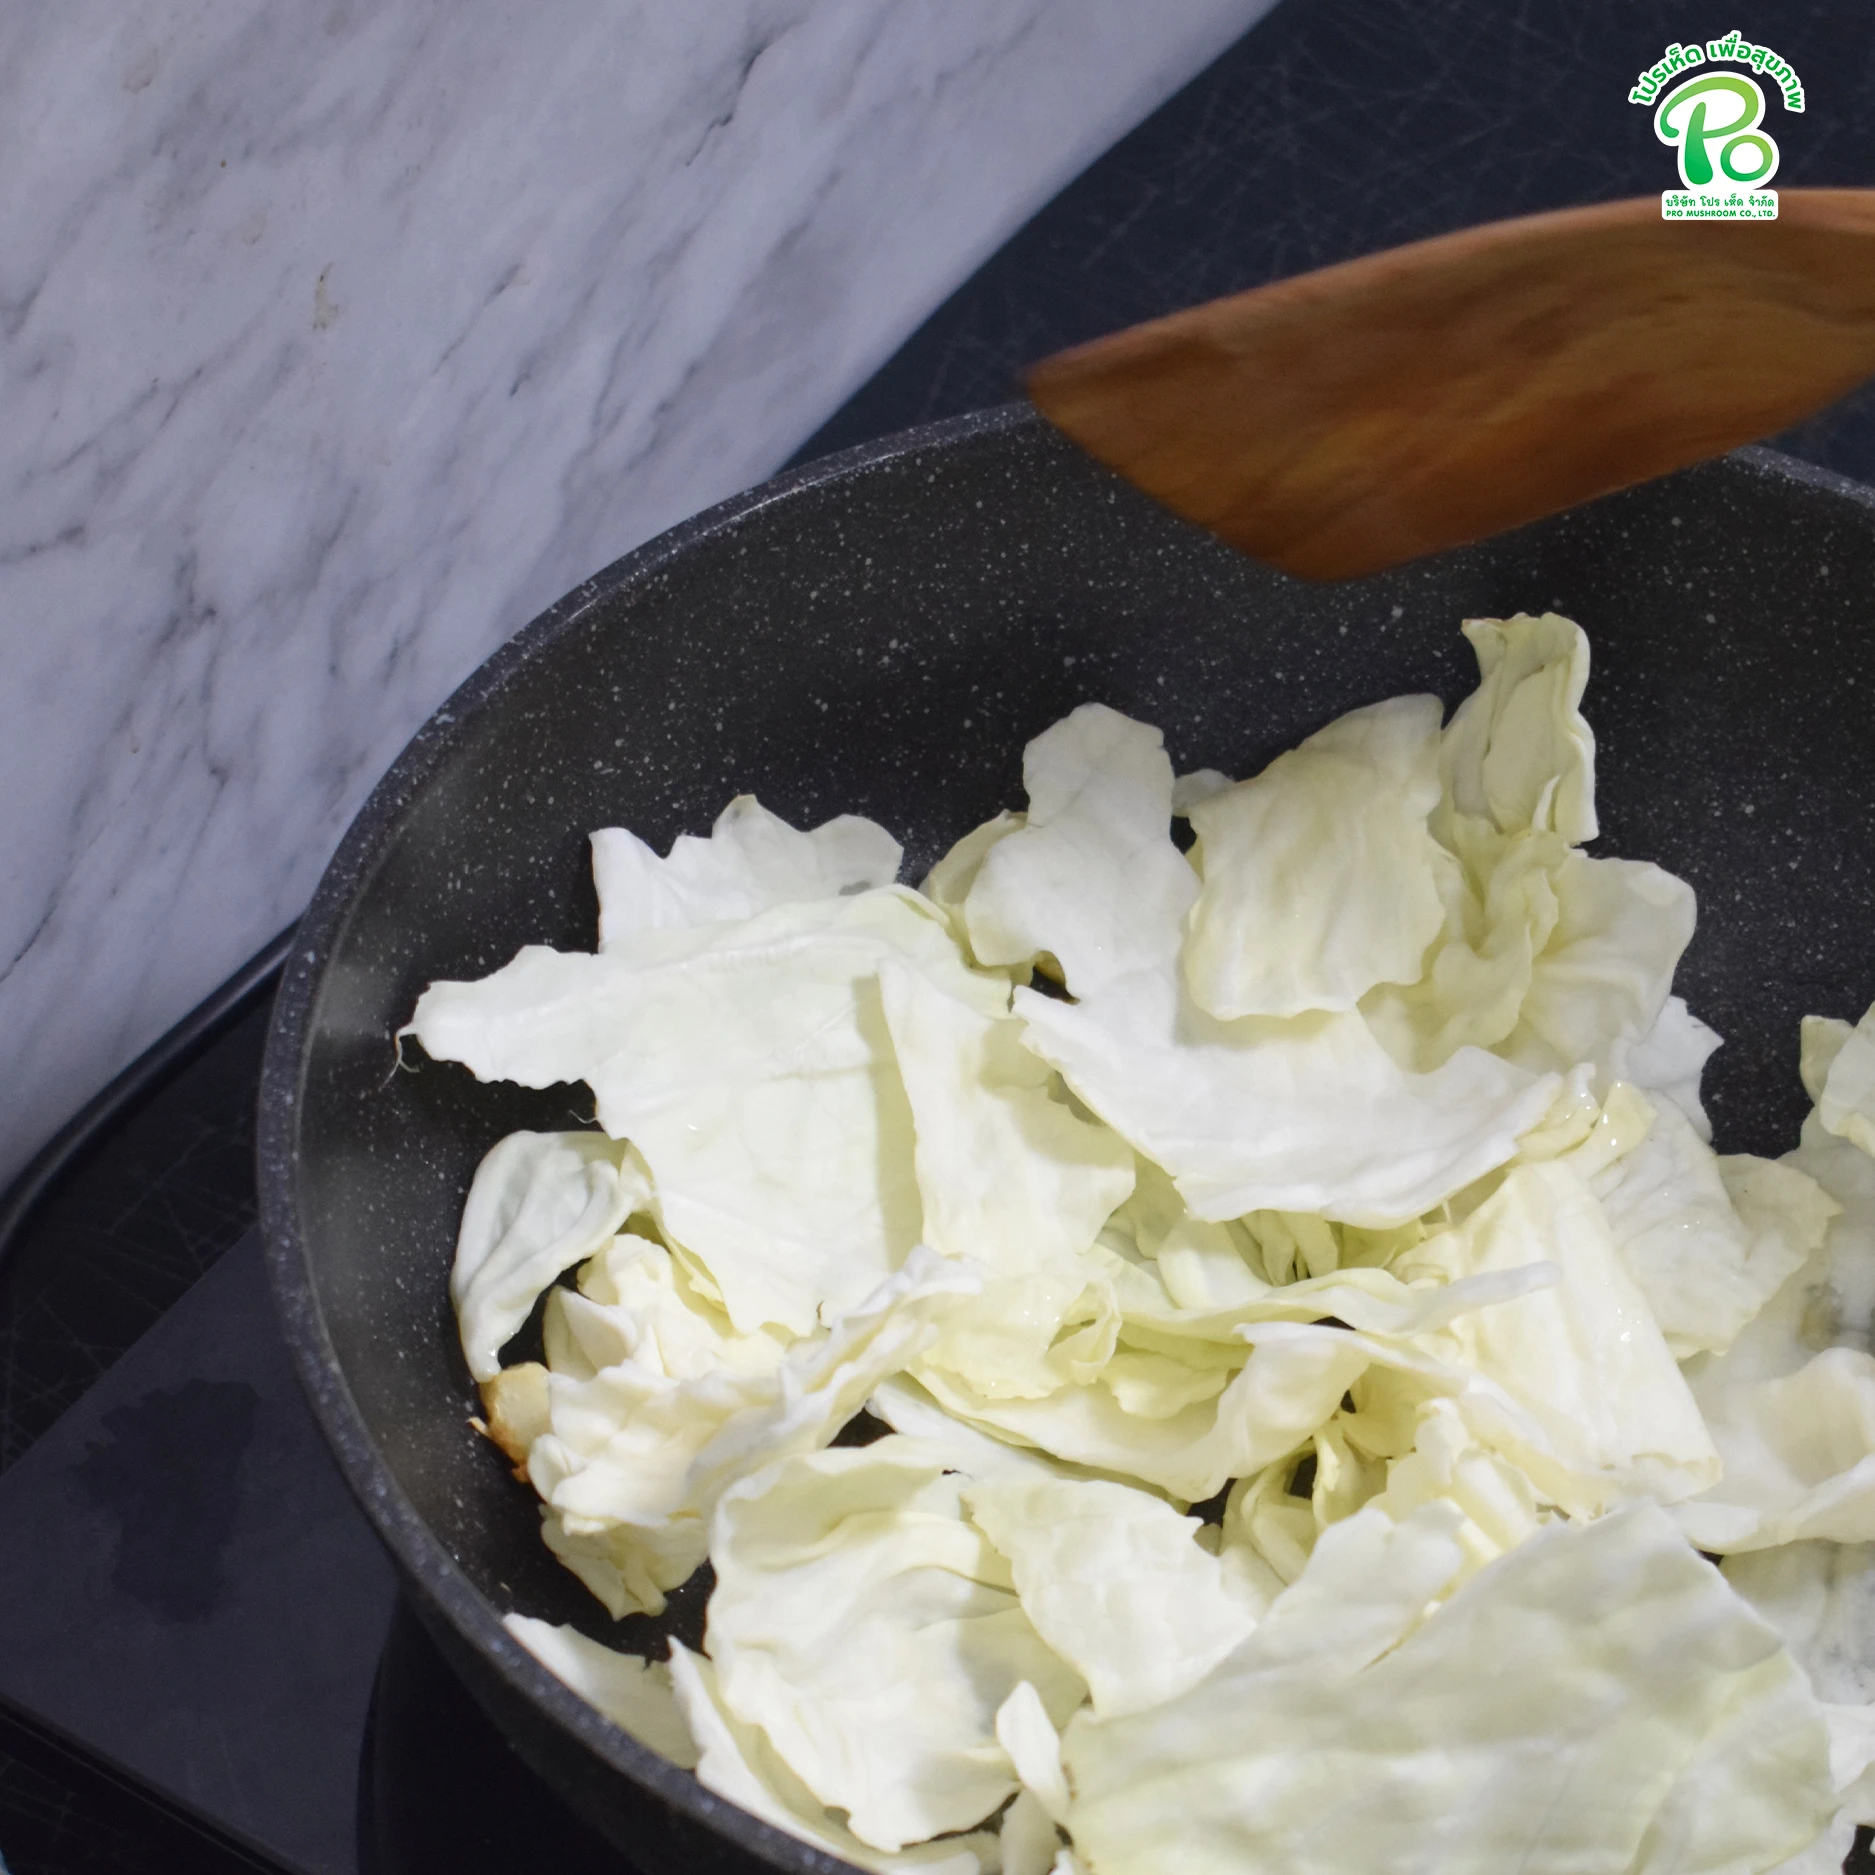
[1026,190,1875,581]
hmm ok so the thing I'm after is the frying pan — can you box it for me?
[259,403,1875,1873]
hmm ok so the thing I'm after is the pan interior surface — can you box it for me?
[263,406,1875,1872]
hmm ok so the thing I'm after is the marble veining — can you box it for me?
[0,0,1273,1185]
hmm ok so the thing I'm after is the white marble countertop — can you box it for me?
[0,0,1274,1187]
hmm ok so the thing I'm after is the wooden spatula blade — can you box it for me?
[1026,191,1875,581]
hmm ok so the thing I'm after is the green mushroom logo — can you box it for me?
[1654,72,1779,189]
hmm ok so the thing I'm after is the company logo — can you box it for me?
[1629,31,1804,220]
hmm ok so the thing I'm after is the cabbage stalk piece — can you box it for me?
[451,1130,650,1382]
[529,1248,977,1615]
[1182,694,1448,1020]
[502,1615,697,1767]
[964,1474,1266,1717]
[590,794,900,948]
[705,1439,1084,1852]
[408,888,1007,1336]
[666,1642,998,1875]
[1064,1500,1836,1875]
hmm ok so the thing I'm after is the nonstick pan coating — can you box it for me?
[260,404,1875,1873]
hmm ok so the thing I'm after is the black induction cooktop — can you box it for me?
[8,3,1875,1870]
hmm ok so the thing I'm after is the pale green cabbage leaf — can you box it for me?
[528,1247,976,1615]
[591,794,900,948]
[502,1614,697,1767]
[964,1474,1267,1717]
[1064,1500,1835,1875]
[1182,695,1448,1019]
[704,1438,1084,1852]
[451,1129,649,1383]
[408,888,1006,1336]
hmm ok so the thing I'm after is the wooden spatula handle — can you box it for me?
[1027,191,1875,581]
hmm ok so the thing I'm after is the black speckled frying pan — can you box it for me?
[259,404,1875,1875]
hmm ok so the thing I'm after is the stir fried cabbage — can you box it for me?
[403,612,1875,1874]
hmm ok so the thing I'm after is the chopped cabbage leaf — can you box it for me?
[452,1130,649,1382]
[1018,968,1558,1227]
[1590,1097,1808,1360]
[1224,1395,1550,1592]
[1064,1501,1834,1875]
[1724,1542,1875,1707]
[964,1474,1263,1717]
[1675,1348,1875,1552]
[591,794,899,949]
[948,700,1557,1224]
[666,1641,998,1874]
[916,1319,1460,1503]
[541,1233,785,1390]
[1815,1003,1875,1160]
[502,1615,697,1767]
[1804,1017,1857,1108]
[527,1247,977,1615]
[1439,612,1597,845]
[996,1680,1072,1824]
[409,888,1005,1336]
[878,960,1133,1276]
[1182,695,1448,1019]
[922,810,1026,961]
[962,704,1198,992]
[1500,850,1697,1083]
[1674,1118,1870,1553]
[1399,1160,1719,1512]
[705,1438,1083,1852]
[1620,993,1723,1140]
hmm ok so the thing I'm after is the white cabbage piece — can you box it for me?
[704,1439,1084,1853]
[1170,768,1232,815]
[1227,1395,1550,1591]
[1498,849,1697,1083]
[590,794,900,948]
[1064,1500,1836,1875]
[1674,1116,1875,1554]
[915,1318,1461,1504]
[1439,612,1597,845]
[1018,968,1557,1227]
[1590,1097,1810,1359]
[452,1130,650,1383]
[409,888,1007,1336]
[1619,993,1723,1139]
[1181,695,1448,1019]
[1724,1542,1875,1707]
[964,1474,1265,1718]
[923,810,1025,915]
[1676,1349,1875,1553]
[502,1615,697,1767]
[1400,1159,1720,1513]
[1804,1016,1857,1108]
[1814,1003,1875,1160]
[963,704,1199,992]
[529,1248,977,1615]
[996,1680,1072,1824]
[666,1641,998,1875]
[878,959,1133,1275]
[949,699,1556,1225]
